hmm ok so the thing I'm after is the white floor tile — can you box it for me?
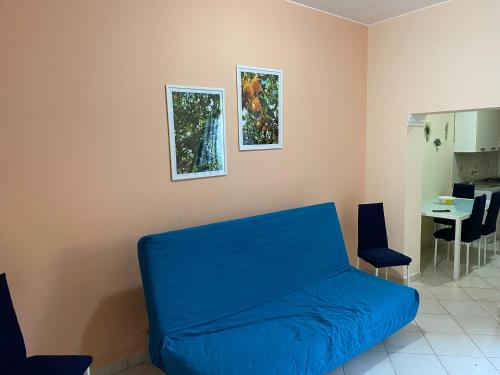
[414,285,436,299]
[425,333,483,356]
[416,314,464,334]
[491,257,500,267]
[421,275,459,288]
[428,287,473,300]
[477,301,500,319]
[400,321,420,332]
[383,331,434,354]
[454,315,500,335]
[474,268,500,278]
[440,300,491,316]
[484,278,500,290]
[457,276,494,289]
[419,299,448,314]
[470,335,500,357]
[438,356,499,375]
[464,288,500,302]
[368,342,387,352]
[410,280,424,287]
[389,353,446,375]
[489,357,500,372]
[343,351,395,375]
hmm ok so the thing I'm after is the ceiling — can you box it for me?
[288,0,449,26]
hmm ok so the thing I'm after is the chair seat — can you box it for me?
[434,227,480,244]
[433,218,454,226]
[358,247,411,268]
[481,225,495,236]
[434,227,455,242]
[6,355,92,375]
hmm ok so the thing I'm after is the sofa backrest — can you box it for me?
[138,202,349,336]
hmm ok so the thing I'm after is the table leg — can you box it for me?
[453,219,462,280]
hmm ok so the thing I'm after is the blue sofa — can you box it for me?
[138,202,419,375]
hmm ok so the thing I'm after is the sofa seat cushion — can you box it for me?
[160,268,419,375]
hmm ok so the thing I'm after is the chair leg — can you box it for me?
[406,265,409,286]
[375,268,378,277]
[385,268,388,280]
[434,238,438,268]
[356,257,360,269]
[466,243,470,275]
[447,242,450,261]
[85,368,91,375]
[484,236,488,265]
[495,231,498,255]
[478,239,481,267]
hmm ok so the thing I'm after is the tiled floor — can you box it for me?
[116,244,500,375]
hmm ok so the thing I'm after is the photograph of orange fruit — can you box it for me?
[237,66,282,150]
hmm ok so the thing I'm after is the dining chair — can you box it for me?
[481,191,500,265]
[0,273,92,375]
[433,194,486,274]
[357,203,412,285]
[434,183,475,227]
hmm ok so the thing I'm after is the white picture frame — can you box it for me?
[166,85,227,181]
[237,65,283,151]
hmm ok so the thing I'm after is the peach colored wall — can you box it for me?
[0,0,367,366]
[366,0,500,276]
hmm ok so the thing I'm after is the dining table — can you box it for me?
[421,196,490,280]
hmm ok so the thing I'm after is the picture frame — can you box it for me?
[237,65,283,150]
[166,85,227,181]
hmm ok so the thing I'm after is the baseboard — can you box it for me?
[408,271,421,283]
[92,351,150,375]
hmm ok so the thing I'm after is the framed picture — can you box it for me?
[237,65,283,150]
[166,85,227,181]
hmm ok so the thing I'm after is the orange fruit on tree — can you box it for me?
[249,96,261,113]
[243,81,254,99]
[252,77,262,94]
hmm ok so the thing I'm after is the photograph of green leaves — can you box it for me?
[166,85,226,180]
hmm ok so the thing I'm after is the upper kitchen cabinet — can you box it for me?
[454,110,500,152]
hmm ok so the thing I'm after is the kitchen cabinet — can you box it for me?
[454,110,500,152]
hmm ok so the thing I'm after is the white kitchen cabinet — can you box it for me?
[454,110,500,152]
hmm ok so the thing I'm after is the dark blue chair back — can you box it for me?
[463,194,486,243]
[453,183,475,199]
[0,273,26,373]
[483,191,500,235]
[358,203,388,253]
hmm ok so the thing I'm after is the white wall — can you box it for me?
[422,113,455,199]
[420,113,455,249]
[453,152,498,183]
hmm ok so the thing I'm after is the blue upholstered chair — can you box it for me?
[0,273,92,375]
[357,203,412,284]
[433,194,486,274]
[482,191,500,264]
[434,183,475,227]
